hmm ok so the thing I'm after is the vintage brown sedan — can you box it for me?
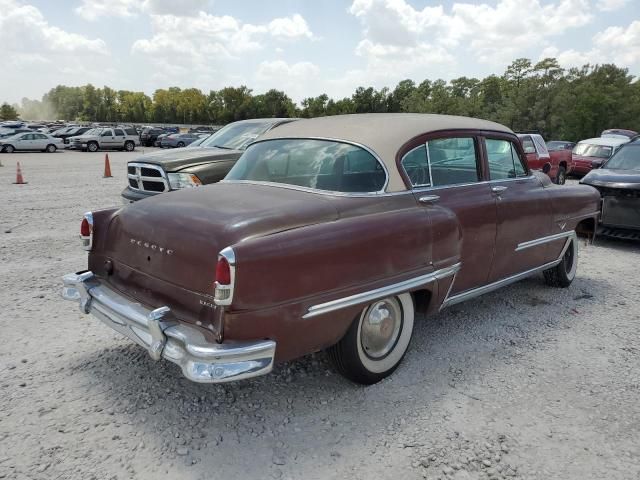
[62,114,600,385]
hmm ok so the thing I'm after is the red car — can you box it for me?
[518,134,572,184]
[62,114,600,385]
[572,137,630,175]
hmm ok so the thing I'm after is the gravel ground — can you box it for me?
[1,150,639,480]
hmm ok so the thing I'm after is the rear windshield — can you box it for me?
[201,121,272,150]
[573,143,613,158]
[604,146,640,170]
[225,139,387,193]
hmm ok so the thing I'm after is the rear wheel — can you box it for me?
[177,141,185,148]
[124,141,135,152]
[328,293,414,385]
[543,237,577,287]
[46,144,57,153]
[4,145,15,153]
[87,142,98,152]
[555,166,566,185]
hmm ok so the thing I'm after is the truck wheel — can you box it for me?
[543,237,577,288]
[328,293,414,385]
[555,166,566,185]
[87,142,99,152]
[124,141,135,152]
[45,144,57,153]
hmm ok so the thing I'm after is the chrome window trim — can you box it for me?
[410,175,537,193]
[303,263,461,319]
[400,143,432,188]
[127,162,169,192]
[235,136,390,194]
[441,232,577,310]
[515,230,575,252]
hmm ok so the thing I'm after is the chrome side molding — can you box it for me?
[441,232,577,310]
[515,230,575,252]
[303,263,461,319]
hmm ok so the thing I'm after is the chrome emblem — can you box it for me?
[130,238,174,255]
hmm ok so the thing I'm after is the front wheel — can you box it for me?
[87,142,99,152]
[555,166,566,185]
[543,237,578,288]
[177,141,185,148]
[4,145,15,153]
[328,293,415,385]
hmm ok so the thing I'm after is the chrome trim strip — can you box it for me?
[303,263,461,319]
[441,232,576,310]
[61,271,275,383]
[227,136,390,194]
[515,230,574,252]
[410,175,537,193]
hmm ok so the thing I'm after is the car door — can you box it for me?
[16,133,33,150]
[100,129,115,148]
[33,133,48,150]
[482,136,553,283]
[400,135,497,295]
[114,128,126,148]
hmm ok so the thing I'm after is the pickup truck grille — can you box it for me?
[127,163,169,193]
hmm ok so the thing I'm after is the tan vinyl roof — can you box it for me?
[259,113,513,192]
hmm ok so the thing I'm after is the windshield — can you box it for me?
[200,121,273,150]
[226,139,387,193]
[573,143,613,158]
[604,146,640,170]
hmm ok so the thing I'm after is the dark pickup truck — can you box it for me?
[122,118,297,203]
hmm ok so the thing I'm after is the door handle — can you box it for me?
[491,186,508,195]
[418,195,440,204]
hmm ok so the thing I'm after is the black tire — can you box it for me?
[543,236,578,287]
[555,166,566,185]
[87,142,99,152]
[124,141,135,152]
[177,141,185,148]
[46,144,57,153]
[328,293,414,385]
[4,145,15,153]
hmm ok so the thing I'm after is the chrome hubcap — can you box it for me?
[360,298,402,359]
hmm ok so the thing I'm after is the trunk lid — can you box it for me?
[101,182,339,295]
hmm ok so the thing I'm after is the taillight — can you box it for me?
[80,212,93,251]
[214,247,235,306]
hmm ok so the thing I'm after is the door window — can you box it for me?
[101,129,113,137]
[427,137,479,186]
[114,129,125,136]
[486,139,528,180]
[521,136,535,154]
[401,145,431,187]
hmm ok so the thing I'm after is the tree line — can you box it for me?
[4,58,640,142]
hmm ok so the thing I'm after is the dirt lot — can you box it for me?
[1,149,639,480]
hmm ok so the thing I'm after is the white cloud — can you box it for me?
[268,14,313,39]
[540,20,640,69]
[348,0,593,67]
[596,0,629,11]
[256,60,321,100]
[75,0,208,21]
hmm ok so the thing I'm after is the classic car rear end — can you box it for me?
[63,114,599,385]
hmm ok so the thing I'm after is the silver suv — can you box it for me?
[70,127,140,152]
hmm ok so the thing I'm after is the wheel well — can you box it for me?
[576,217,596,240]
[542,163,551,173]
[559,161,567,169]
[411,289,432,315]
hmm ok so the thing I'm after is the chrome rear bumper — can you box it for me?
[61,271,276,383]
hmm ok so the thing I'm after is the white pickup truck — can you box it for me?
[69,127,140,152]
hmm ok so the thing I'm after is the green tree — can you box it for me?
[0,102,19,120]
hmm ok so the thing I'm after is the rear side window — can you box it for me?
[486,139,527,179]
[125,128,137,135]
[114,129,125,136]
[428,137,479,187]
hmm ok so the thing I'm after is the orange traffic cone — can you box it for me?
[13,162,27,184]
[103,153,112,178]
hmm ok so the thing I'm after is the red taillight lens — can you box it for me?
[215,257,231,285]
[80,217,91,236]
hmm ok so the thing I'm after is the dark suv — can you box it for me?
[140,127,167,147]
[122,118,298,203]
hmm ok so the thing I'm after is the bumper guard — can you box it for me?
[61,271,276,383]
